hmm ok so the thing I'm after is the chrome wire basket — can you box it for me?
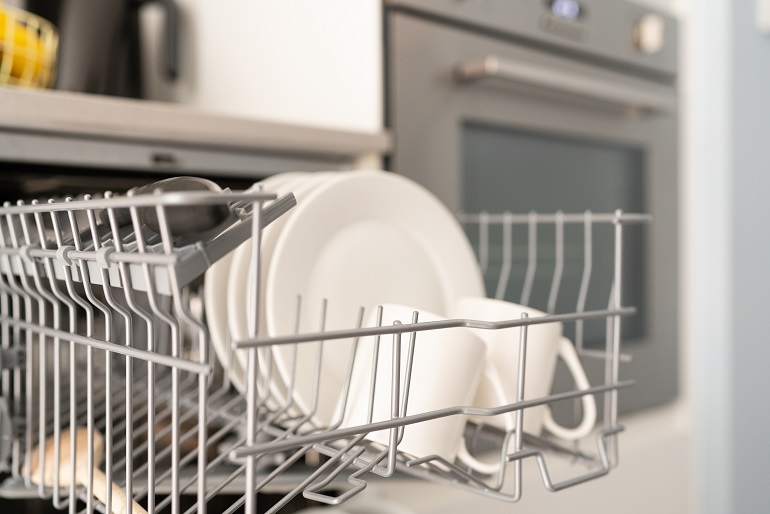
[0,175,647,513]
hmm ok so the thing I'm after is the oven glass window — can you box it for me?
[462,122,645,346]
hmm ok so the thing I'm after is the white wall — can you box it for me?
[730,3,770,509]
[643,0,770,512]
[686,0,770,512]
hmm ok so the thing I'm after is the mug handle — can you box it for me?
[541,337,597,440]
[456,366,517,475]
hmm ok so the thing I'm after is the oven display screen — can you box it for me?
[549,0,582,20]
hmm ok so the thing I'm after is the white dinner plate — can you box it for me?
[208,172,306,395]
[265,170,485,427]
[227,172,331,408]
[227,173,309,340]
[204,250,240,388]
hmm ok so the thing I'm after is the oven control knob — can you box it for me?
[634,14,666,55]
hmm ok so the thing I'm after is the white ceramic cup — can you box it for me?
[340,304,488,471]
[452,297,597,473]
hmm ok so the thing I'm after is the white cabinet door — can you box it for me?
[140,0,383,133]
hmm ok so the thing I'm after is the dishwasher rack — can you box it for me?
[0,180,648,513]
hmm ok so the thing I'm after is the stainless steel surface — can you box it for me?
[0,189,296,295]
[385,0,678,76]
[454,55,676,114]
[51,0,179,99]
[105,177,230,237]
[387,5,679,415]
[0,179,643,512]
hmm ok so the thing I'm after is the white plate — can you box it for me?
[227,173,309,340]
[227,172,331,407]
[204,251,240,388]
[207,172,306,394]
[265,170,485,427]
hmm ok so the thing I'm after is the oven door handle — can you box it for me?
[454,56,676,115]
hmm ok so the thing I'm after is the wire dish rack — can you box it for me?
[0,178,648,514]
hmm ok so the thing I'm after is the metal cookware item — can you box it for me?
[32,0,178,97]
[103,176,231,237]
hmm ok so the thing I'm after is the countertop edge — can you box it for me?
[0,87,392,158]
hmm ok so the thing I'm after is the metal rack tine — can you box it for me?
[575,210,593,352]
[478,211,489,275]
[493,211,513,301]
[520,211,538,306]
[546,211,564,315]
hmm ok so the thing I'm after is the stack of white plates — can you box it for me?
[204,170,485,427]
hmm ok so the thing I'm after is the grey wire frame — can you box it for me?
[0,181,648,514]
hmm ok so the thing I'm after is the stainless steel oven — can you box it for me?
[386,0,679,414]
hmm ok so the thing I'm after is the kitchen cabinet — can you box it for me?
[140,0,383,133]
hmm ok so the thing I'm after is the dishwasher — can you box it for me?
[0,169,645,514]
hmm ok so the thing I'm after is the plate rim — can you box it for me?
[265,170,485,426]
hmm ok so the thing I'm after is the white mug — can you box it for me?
[452,297,597,474]
[339,304,488,471]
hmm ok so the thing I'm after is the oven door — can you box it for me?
[387,12,678,414]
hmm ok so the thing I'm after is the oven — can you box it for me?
[386,0,679,414]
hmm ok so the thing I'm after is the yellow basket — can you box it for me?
[0,3,58,88]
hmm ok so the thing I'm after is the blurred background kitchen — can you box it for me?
[0,0,768,513]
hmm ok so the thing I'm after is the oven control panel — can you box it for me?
[633,13,667,55]
[548,0,584,20]
[385,0,677,77]
[540,0,591,42]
